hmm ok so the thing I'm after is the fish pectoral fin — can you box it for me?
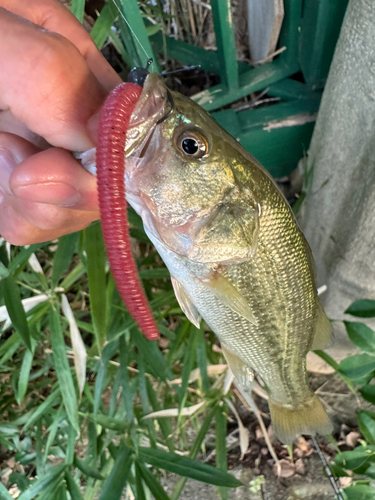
[187,201,259,264]
[311,300,332,350]
[268,393,333,445]
[199,273,256,325]
[221,344,255,392]
[171,276,201,328]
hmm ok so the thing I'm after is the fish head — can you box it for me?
[125,73,260,262]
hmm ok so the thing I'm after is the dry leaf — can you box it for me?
[346,431,361,448]
[225,397,250,459]
[28,253,44,274]
[61,294,87,399]
[142,400,205,419]
[273,458,295,478]
[295,458,306,475]
[0,294,49,331]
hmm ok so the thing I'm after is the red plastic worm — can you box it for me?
[96,82,159,341]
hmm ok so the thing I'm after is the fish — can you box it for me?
[82,72,333,444]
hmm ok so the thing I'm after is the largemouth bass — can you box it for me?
[83,72,333,444]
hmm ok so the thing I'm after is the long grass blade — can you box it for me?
[71,0,85,22]
[91,0,118,49]
[4,276,31,350]
[52,233,79,289]
[138,447,242,488]
[50,305,79,433]
[98,442,133,500]
[17,464,66,500]
[65,471,84,500]
[83,223,108,351]
[215,404,229,500]
[136,461,171,500]
[62,294,87,399]
[17,340,35,404]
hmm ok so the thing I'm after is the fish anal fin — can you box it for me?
[200,273,256,325]
[311,300,332,350]
[221,344,254,392]
[171,276,201,328]
[268,393,333,445]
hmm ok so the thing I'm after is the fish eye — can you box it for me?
[177,131,208,158]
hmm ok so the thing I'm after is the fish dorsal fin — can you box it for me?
[187,198,260,265]
[221,343,254,392]
[311,300,332,350]
[200,273,256,325]
[171,276,201,328]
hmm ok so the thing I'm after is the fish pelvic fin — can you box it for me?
[311,300,332,350]
[268,393,333,445]
[171,276,201,328]
[221,344,254,392]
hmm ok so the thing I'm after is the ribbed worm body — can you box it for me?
[96,82,159,341]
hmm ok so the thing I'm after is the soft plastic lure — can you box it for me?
[96,78,159,341]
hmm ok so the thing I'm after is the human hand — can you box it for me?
[0,0,122,245]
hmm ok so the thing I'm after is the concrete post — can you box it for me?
[299,0,375,367]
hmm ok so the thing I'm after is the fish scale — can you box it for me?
[84,72,333,444]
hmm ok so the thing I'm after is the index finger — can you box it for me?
[0,7,107,150]
[0,0,121,91]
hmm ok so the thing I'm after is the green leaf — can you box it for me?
[84,223,108,350]
[178,325,199,408]
[8,472,30,492]
[99,442,133,500]
[135,463,147,500]
[4,276,31,350]
[73,457,104,480]
[335,449,374,471]
[216,405,229,500]
[358,412,375,445]
[52,233,79,289]
[17,464,66,500]
[119,337,134,422]
[17,341,35,404]
[346,300,375,318]
[171,406,217,500]
[0,481,14,500]
[8,243,48,275]
[65,471,84,500]
[132,328,173,383]
[339,354,375,380]
[138,447,242,488]
[23,389,60,431]
[138,268,170,280]
[345,322,375,354]
[71,0,85,22]
[60,262,85,291]
[364,464,375,480]
[0,260,9,278]
[136,461,171,500]
[82,412,127,432]
[344,484,375,499]
[90,0,117,49]
[50,306,79,433]
[360,385,375,405]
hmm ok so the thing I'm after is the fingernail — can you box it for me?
[12,183,81,207]
[0,148,16,199]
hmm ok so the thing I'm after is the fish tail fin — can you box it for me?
[268,393,333,445]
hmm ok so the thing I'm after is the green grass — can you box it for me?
[0,210,240,499]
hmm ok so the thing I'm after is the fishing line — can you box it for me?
[311,436,344,500]
[112,0,151,62]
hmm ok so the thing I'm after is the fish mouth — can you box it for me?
[124,73,169,158]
